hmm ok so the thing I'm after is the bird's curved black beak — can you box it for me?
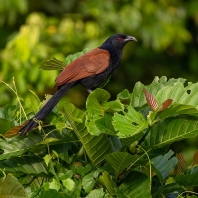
[125,36,137,42]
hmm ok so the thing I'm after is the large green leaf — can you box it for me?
[39,189,72,198]
[85,188,105,198]
[155,81,198,108]
[112,106,148,138]
[159,104,198,119]
[64,102,112,166]
[176,167,198,187]
[98,171,117,196]
[131,76,186,108]
[144,116,198,147]
[0,118,14,135]
[0,155,48,175]
[118,171,151,198]
[85,88,110,136]
[152,150,178,183]
[132,76,198,111]
[152,183,185,198]
[0,175,28,198]
[0,126,77,160]
[40,58,67,70]
[105,148,167,176]
[95,113,116,135]
[105,152,141,175]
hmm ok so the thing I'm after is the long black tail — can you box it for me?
[19,82,75,136]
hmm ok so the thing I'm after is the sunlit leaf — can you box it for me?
[112,106,148,138]
[86,188,105,198]
[144,116,198,148]
[98,171,117,196]
[40,58,66,70]
[0,174,28,198]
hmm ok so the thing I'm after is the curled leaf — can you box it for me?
[176,153,187,174]
[192,150,198,166]
[143,89,158,111]
[159,99,173,112]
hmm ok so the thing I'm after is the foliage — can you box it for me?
[1,0,198,197]
[2,76,198,197]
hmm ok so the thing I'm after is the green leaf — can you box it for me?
[95,114,116,135]
[176,170,198,187]
[0,155,48,175]
[0,174,28,198]
[105,148,167,176]
[159,104,198,119]
[98,171,117,196]
[103,99,124,113]
[62,178,75,191]
[117,89,131,104]
[39,189,70,198]
[40,57,67,70]
[144,116,198,147]
[75,164,92,177]
[49,178,60,191]
[43,154,51,167]
[85,88,111,136]
[112,106,148,138]
[131,76,186,108]
[85,188,105,198]
[152,183,185,198]
[0,126,77,160]
[105,152,143,176]
[0,118,14,135]
[152,150,178,183]
[82,173,95,193]
[40,48,89,71]
[118,171,151,198]
[64,102,112,166]
[64,48,89,65]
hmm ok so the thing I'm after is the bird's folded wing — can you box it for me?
[55,48,110,86]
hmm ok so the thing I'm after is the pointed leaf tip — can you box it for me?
[143,88,158,111]
[159,99,173,112]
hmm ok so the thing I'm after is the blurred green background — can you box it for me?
[0,0,198,159]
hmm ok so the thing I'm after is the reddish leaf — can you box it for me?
[192,150,198,166]
[176,153,187,174]
[4,120,30,138]
[159,99,173,112]
[143,89,158,111]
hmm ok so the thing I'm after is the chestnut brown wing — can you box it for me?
[55,48,110,86]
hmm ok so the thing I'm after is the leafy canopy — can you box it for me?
[1,76,198,197]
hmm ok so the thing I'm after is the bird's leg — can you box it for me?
[87,89,93,93]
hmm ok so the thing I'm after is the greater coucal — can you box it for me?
[19,33,137,136]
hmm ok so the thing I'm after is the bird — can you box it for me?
[18,33,137,136]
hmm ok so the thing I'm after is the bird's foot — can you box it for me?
[87,89,93,93]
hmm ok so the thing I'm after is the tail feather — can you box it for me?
[19,82,75,136]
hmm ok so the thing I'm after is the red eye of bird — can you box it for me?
[118,37,123,41]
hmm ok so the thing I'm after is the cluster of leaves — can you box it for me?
[1,76,198,197]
